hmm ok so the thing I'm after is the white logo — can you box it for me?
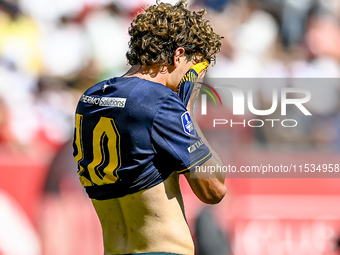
[187,139,205,153]
[80,94,126,108]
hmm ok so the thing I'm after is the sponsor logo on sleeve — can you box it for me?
[187,139,205,153]
[181,111,195,136]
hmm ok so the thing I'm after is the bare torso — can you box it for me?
[91,173,194,255]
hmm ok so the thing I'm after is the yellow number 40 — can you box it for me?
[74,114,121,187]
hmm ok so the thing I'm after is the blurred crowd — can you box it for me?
[1,0,340,254]
[0,0,143,155]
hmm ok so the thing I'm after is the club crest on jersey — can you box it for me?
[181,112,195,136]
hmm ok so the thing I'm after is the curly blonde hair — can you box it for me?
[126,0,222,66]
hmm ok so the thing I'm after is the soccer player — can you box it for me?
[72,1,226,254]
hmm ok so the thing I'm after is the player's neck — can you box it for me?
[123,65,177,91]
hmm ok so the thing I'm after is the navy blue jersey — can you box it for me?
[73,77,211,200]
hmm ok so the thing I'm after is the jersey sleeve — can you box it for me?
[151,92,212,174]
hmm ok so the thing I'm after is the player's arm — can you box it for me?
[183,105,226,204]
[178,62,226,204]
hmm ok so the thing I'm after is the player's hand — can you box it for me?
[178,59,209,107]
[187,66,208,110]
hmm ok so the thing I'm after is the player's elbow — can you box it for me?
[200,184,227,204]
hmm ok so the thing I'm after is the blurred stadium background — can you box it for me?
[1,0,340,254]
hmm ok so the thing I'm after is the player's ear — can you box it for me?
[173,47,186,68]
